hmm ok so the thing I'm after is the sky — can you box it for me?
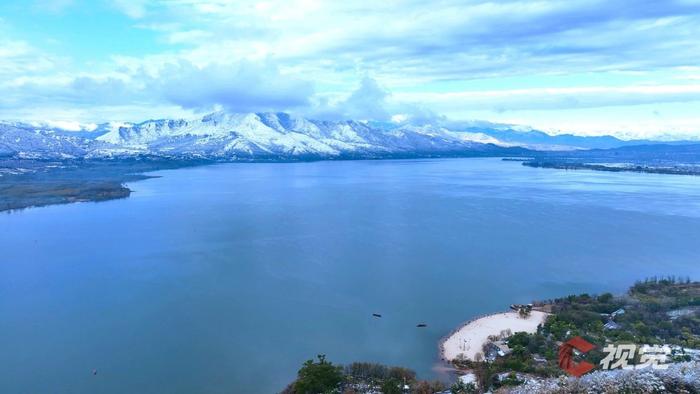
[1,0,700,139]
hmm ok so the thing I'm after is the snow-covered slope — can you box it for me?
[15,111,682,161]
[4,112,696,161]
[0,123,95,159]
[4,111,507,159]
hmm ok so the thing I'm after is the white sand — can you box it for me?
[441,311,548,362]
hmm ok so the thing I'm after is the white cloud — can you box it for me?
[397,84,700,112]
[0,39,60,76]
[2,0,700,137]
[111,0,149,18]
[155,60,314,112]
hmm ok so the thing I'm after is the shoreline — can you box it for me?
[523,160,700,176]
[438,310,507,362]
[0,156,518,213]
[439,310,549,363]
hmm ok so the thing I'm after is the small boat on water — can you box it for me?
[416,323,427,328]
[372,313,382,318]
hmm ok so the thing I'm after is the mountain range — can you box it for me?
[0,112,696,161]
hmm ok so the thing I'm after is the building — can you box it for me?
[611,308,626,318]
[604,320,621,330]
[484,340,512,361]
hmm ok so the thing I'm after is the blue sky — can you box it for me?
[1,0,700,138]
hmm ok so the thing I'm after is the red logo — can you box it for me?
[558,336,596,377]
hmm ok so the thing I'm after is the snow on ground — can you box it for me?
[510,361,700,393]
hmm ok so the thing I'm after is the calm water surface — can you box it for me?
[2,158,700,393]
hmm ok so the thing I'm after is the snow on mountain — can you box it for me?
[5,111,688,161]
[87,112,505,159]
[0,122,94,159]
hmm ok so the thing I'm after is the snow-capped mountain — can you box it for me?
[0,122,94,159]
[0,112,522,160]
[1,111,693,161]
[95,111,512,158]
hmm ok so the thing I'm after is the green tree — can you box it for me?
[381,377,402,394]
[450,380,478,394]
[597,293,614,303]
[518,307,531,318]
[293,355,344,394]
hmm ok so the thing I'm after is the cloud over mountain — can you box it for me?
[156,61,315,113]
[1,1,700,138]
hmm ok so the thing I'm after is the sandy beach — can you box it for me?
[441,311,548,362]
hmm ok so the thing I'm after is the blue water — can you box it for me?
[2,158,700,393]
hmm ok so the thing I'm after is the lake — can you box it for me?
[2,158,700,393]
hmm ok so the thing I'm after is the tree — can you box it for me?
[380,378,402,394]
[293,355,344,394]
[413,380,448,394]
[598,293,614,303]
[518,307,531,318]
[450,380,478,394]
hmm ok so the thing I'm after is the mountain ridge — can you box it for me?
[1,111,696,161]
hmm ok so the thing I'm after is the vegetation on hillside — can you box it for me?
[452,278,700,392]
[284,279,700,393]
[282,355,449,394]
